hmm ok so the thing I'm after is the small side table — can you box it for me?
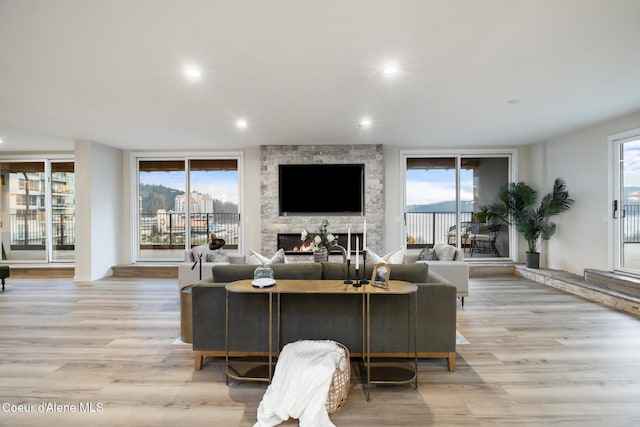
[0,265,9,291]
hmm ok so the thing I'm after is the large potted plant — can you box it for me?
[482,178,574,268]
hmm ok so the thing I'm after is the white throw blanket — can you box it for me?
[254,340,347,427]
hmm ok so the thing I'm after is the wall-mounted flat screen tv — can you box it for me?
[279,164,364,215]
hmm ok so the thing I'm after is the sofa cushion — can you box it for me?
[321,262,428,283]
[212,263,323,283]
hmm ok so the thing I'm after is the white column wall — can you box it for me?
[74,140,123,281]
[242,146,262,254]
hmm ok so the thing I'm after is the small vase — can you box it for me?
[313,246,329,262]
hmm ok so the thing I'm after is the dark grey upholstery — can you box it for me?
[192,262,457,365]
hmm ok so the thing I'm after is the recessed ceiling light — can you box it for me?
[183,64,202,80]
[235,119,248,129]
[383,64,399,76]
[359,118,372,128]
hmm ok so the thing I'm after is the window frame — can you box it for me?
[130,152,244,262]
[400,148,518,261]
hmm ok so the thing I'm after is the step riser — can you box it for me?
[584,269,640,297]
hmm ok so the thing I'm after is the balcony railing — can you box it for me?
[407,206,640,248]
[10,213,75,249]
[405,212,474,247]
[624,205,640,243]
[138,212,239,249]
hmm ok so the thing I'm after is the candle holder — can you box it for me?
[343,259,353,285]
[353,268,362,288]
[360,249,369,285]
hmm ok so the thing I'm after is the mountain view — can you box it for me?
[139,183,238,213]
[407,200,474,212]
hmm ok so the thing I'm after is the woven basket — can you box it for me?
[326,342,350,414]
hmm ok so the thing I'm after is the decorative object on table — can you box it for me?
[208,233,226,250]
[252,263,276,288]
[360,219,369,284]
[301,219,337,263]
[353,236,362,287]
[371,262,390,289]
[478,178,574,269]
[344,227,353,284]
[205,233,228,262]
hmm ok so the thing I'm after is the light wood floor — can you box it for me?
[1,276,639,426]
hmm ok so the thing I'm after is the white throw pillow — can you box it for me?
[365,247,405,264]
[433,243,457,261]
[248,248,287,265]
[384,247,405,264]
[190,245,208,261]
[365,249,385,264]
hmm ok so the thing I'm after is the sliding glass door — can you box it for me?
[0,159,75,263]
[136,156,240,261]
[404,153,512,259]
[613,132,640,273]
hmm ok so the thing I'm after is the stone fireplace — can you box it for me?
[260,144,384,255]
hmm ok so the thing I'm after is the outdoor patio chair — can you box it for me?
[469,223,502,257]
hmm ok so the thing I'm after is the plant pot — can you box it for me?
[313,246,329,262]
[525,251,540,269]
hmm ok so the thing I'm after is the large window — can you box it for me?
[136,156,240,261]
[404,153,512,260]
[0,159,75,263]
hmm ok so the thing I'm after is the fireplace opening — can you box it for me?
[277,233,363,255]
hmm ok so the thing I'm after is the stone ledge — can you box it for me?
[515,265,640,317]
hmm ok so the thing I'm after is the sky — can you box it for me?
[624,140,640,188]
[140,170,238,204]
[405,169,474,206]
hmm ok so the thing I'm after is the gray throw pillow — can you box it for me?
[206,250,230,263]
[417,247,436,261]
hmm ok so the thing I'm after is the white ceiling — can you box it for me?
[2,0,640,152]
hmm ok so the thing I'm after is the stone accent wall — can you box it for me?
[260,145,384,255]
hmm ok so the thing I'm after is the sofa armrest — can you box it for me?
[422,261,469,294]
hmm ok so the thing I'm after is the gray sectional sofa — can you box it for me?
[191,262,458,372]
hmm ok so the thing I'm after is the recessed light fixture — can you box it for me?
[183,64,202,80]
[383,64,399,76]
[235,119,248,129]
[359,118,372,128]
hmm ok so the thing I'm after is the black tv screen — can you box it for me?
[279,164,364,215]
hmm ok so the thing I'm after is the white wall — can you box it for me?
[242,146,262,254]
[540,109,640,274]
[383,146,404,253]
[74,140,123,281]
